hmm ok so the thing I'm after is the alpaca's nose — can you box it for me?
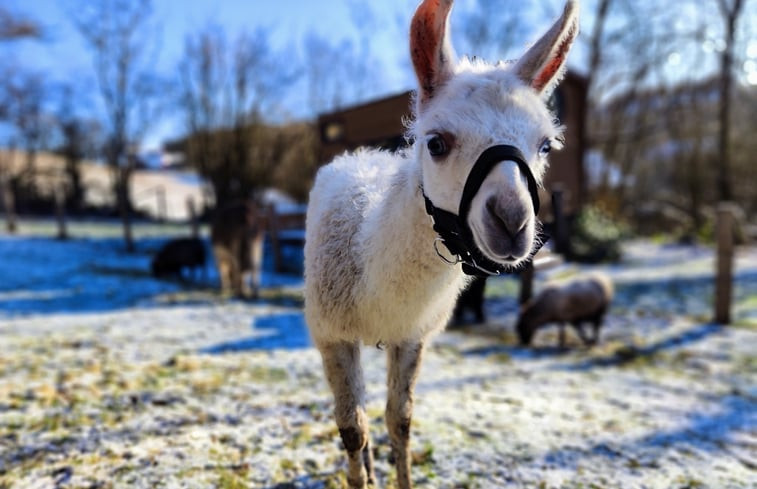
[486,195,528,241]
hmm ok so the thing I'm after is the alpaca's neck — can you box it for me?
[354,154,466,343]
[363,156,446,277]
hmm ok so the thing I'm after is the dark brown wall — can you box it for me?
[541,71,588,216]
[318,92,413,164]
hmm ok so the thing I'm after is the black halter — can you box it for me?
[422,144,545,277]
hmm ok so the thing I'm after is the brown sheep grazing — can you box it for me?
[210,201,265,298]
[516,273,613,347]
[151,237,206,279]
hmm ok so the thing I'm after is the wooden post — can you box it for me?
[55,188,68,240]
[519,263,535,305]
[187,196,199,238]
[1,176,17,233]
[714,202,736,324]
[551,184,568,256]
[156,186,167,222]
[267,204,282,274]
[117,168,134,252]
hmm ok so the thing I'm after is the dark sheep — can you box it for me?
[516,273,613,347]
[151,237,206,279]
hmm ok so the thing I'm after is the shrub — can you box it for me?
[568,205,629,263]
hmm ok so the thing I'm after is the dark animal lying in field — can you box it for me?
[151,237,206,279]
[516,273,613,347]
[453,276,487,324]
[210,201,265,298]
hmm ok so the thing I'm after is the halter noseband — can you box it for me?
[422,144,545,277]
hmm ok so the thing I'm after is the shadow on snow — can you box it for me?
[202,312,312,353]
[0,235,302,318]
[540,393,756,471]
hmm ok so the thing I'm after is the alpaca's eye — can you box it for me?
[427,134,448,157]
[539,139,552,156]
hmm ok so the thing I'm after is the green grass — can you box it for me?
[736,293,757,309]
[217,468,249,489]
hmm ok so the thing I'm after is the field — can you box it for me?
[0,220,756,488]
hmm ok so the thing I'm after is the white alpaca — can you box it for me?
[304,1,579,487]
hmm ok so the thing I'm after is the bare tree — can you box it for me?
[303,3,387,116]
[0,142,17,232]
[715,0,745,202]
[271,123,319,202]
[586,0,757,234]
[302,32,382,115]
[0,71,54,216]
[179,26,292,208]
[69,0,160,251]
[0,7,41,232]
[455,0,533,62]
[6,73,47,182]
[53,85,102,213]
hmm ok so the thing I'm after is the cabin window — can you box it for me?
[322,121,345,143]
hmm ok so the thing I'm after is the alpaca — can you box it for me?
[211,201,265,298]
[516,273,613,347]
[304,1,578,487]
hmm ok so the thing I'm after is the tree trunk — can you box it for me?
[117,167,134,252]
[716,0,744,202]
[55,188,68,240]
[65,157,84,213]
[718,43,733,202]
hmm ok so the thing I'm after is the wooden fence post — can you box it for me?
[55,188,68,240]
[156,186,167,222]
[714,202,736,324]
[1,176,17,233]
[187,196,199,238]
[267,204,282,273]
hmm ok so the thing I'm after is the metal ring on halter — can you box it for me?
[433,238,461,265]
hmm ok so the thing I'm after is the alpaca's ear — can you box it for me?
[410,0,456,107]
[514,0,579,96]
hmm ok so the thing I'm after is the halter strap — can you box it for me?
[422,144,545,276]
[458,145,540,219]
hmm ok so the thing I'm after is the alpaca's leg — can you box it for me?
[558,323,567,348]
[320,341,374,488]
[249,235,263,299]
[233,240,248,297]
[591,317,602,345]
[573,322,591,345]
[386,341,424,489]
[213,246,231,292]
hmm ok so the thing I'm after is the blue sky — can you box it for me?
[2,0,415,150]
[5,0,407,76]
[2,0,755,151]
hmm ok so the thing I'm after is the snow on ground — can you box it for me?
[0,221,756,488]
